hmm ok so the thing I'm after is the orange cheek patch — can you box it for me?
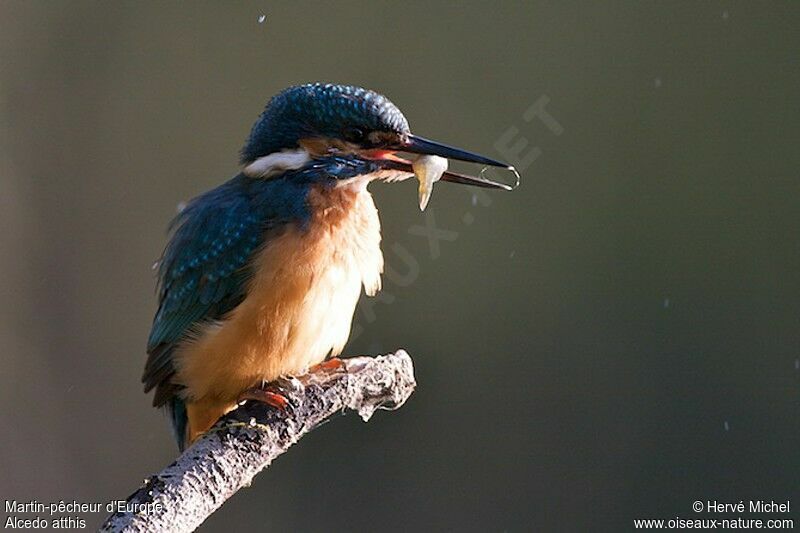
[299,138,408,164]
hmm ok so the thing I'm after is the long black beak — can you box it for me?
[402,134,510,168]
[391,134,518,190]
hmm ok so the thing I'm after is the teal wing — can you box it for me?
[143,173,313,407]
[143,176,266,407]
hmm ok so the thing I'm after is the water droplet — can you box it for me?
[176,200,187,213]
[151,260,160,271]
[478,165,521,190]
[663,297,670,308]
[723,421,730,431]
[794,358,799,370]
[509,250,516,259]
[257,14,266,24]
[654,77,662,88]
[722,10,729,20]
[471,193,478,206]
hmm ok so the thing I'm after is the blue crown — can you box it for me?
[241,83,410,163]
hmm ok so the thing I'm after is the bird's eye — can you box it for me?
[343,127,366,143]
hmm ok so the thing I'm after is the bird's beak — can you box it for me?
[380,134,518,190]
[402,134,509,168]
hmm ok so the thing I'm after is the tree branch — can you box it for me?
[101,350,416,533]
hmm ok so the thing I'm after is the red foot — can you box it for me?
[311,357,345,373]
[238,387,289,410]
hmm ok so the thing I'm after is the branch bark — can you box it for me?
[100,350,416,533]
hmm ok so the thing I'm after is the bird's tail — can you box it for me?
[167,397,189,451]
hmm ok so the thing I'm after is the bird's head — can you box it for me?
[240,83,514,190]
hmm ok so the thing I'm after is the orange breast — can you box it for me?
[174,184,383,405]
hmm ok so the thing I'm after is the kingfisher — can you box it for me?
[143,83,513,450]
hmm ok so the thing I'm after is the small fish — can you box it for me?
[413,155,448,211]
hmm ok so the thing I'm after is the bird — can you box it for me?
[142,83,513,450]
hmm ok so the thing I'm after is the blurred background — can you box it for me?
[1,1,799,531]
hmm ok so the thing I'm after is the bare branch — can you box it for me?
[101,351,416,533]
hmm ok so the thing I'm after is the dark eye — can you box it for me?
[343,126,366,143]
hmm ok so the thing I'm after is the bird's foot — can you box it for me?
[302,357,346,386]
[238,387,288,410]
[310,357,345,374]
[238,360,346,409]
[238,377,301,410]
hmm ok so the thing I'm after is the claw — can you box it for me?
[238,387,289,410]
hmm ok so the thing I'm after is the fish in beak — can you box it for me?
[413,154,448,211]
[375,133,519,210]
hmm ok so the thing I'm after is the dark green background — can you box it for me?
[1,2,798,531]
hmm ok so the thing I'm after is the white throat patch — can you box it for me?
[243,148,312,178]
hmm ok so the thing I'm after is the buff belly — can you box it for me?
[175,184,383,443]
